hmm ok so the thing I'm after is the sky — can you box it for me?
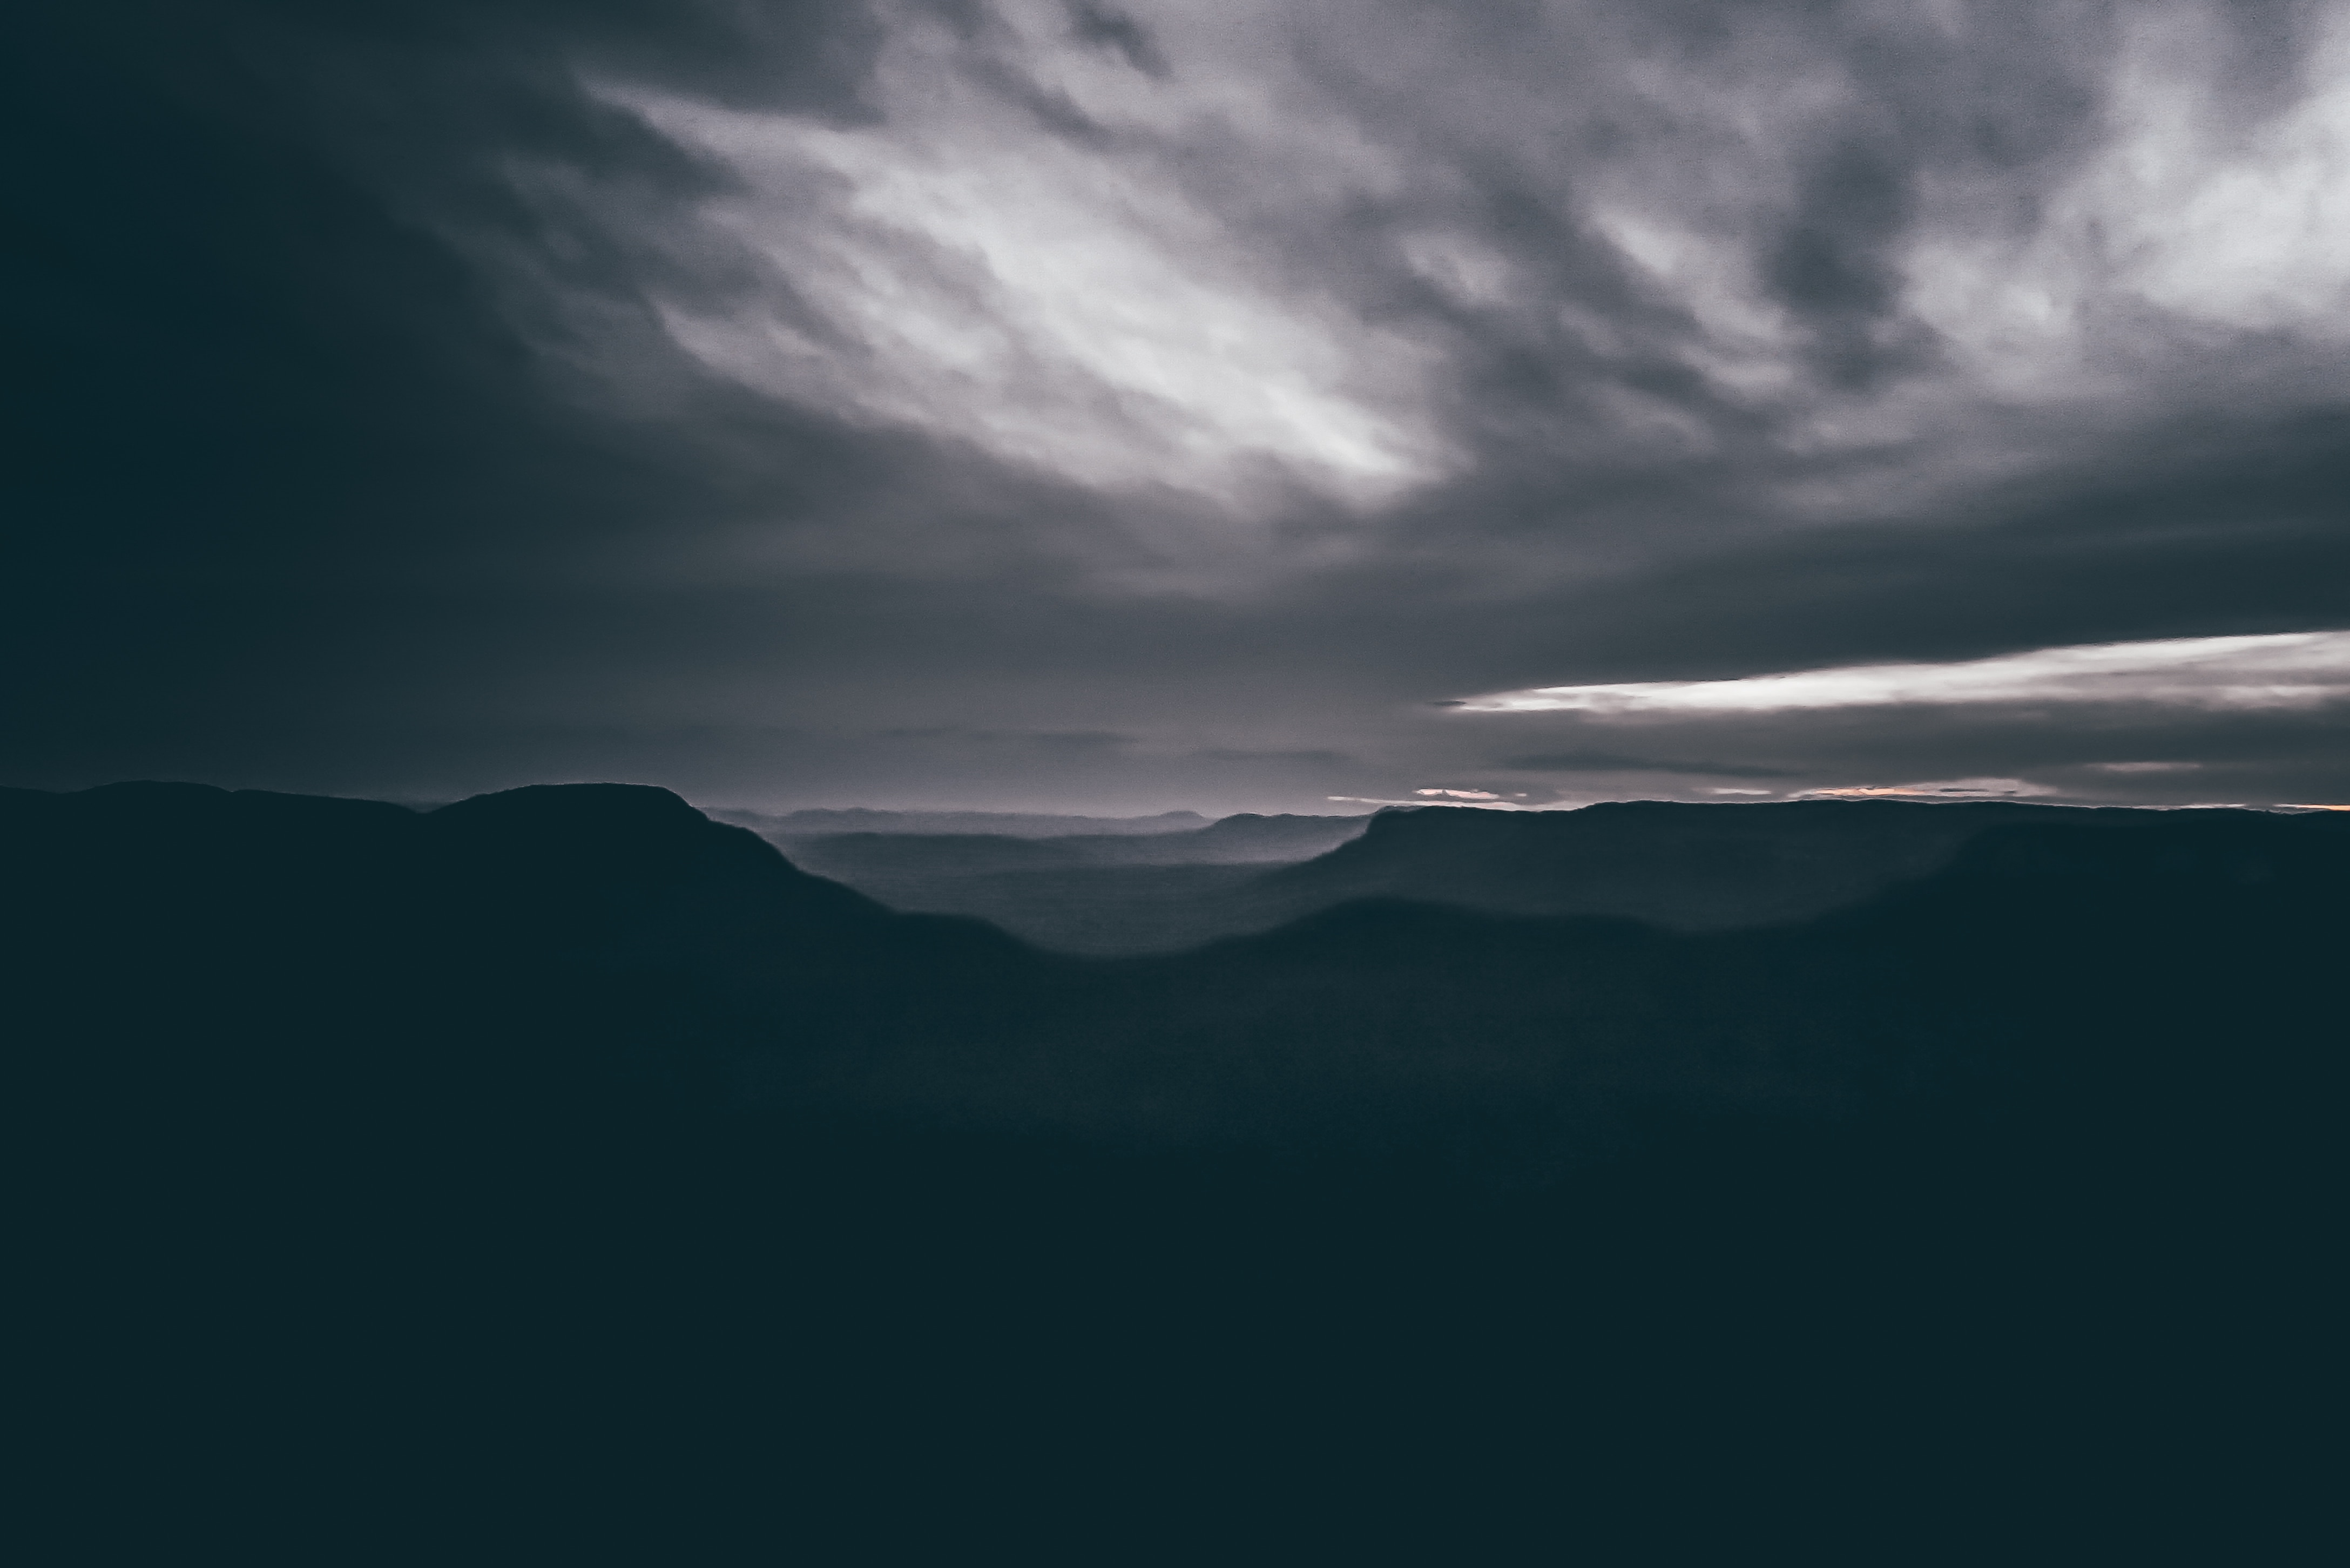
[9,0,2350,814]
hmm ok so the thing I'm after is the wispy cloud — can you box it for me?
[1799,778,2056,800]
[1453,633,2350,716]
[603,2,1449,503]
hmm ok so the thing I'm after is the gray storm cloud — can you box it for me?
[487,1,2348,807]
[11,1,2349,811]
[568,1,2350,530]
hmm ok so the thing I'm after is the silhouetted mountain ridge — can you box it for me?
[9,780,2340,1560]
[1259,797,2198,929]
[759,797,2268,955]
[713,806,1215,837]
[11,779,2337,1149]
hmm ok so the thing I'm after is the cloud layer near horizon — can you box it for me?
[8,1,2348,812]
[1455,632,2350,714]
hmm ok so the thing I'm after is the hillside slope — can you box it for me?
[1254,797,2179,928]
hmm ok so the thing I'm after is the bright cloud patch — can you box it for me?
[603,4,1444,503]
[1328,794,1524,809]
[1800,778,2057,800]
[1451,632,2350,715]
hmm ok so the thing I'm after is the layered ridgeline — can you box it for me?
[712,805,1214,837]
[715,796,2219,952]
[751,810,1373,951]
[8,783,2341,1559]
[1254,797,2164,927]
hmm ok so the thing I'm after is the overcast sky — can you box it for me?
[10,1,2349,813]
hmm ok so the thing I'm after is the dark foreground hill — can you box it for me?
[5,782,2342,1562]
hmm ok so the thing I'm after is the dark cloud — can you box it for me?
[1066,1,1170,79]
[7,1,2348,813]
[1763,138,1921,388]
[1194,749,1353,765]
[1496,754,1796,780]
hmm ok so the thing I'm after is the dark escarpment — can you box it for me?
[7,783,2341,1560]
[1257,796,2167,927]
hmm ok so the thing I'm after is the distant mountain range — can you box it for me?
[710,805,1217,836]
[11,776,2337,1161]
[748,812,1363,952]
[727,797,2257,954]
[9,781,2339,1559]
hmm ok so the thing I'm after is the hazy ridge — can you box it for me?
[732,797,2244,955]
[709,806,1217,837]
